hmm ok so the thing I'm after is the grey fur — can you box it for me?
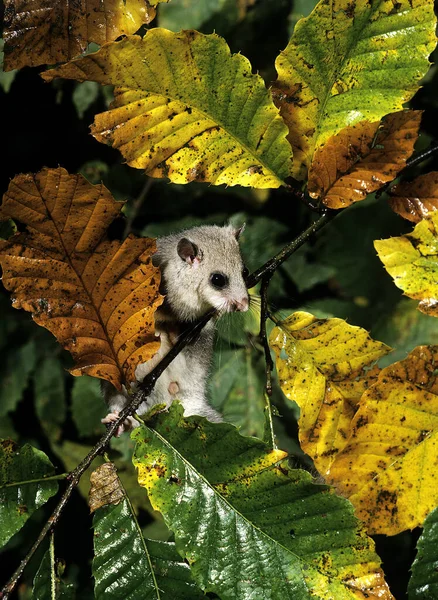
[102,224,248,433]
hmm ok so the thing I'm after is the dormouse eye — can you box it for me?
[242,266,249,281]
[210,272,229,290]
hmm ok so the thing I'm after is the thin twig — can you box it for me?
[123,177,154,238]
[259,275,274,397]
[246,212,334,289]
[0,311,214,600]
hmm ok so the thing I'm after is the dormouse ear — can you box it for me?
[177,238,201,266]
[234,223,246,240]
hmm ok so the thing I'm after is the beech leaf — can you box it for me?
[274,0,436,179]
[408,506,438,599]
[374,212,438,317]
[42,30,293,189]
[389,171,438,223]
[0,439,58,548]
[328,345,438,535]
[269,311,391,475]
[308,111,422,208]
[132,403,393,599]
[3,0,159,71]
[0,167,163,390]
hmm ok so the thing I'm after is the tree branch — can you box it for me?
[0,310,214,600]
[246,211,334,289]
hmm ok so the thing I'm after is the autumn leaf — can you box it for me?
[308,111,422,209]
[2,0,159,71]
[269,311,391,475]
[0,167,163,390]
[274,0,436,179]
[388,171,438,223]
[42,30,293,189]
[133,403,393,599]
[374,212,438,317]
[327,345,438,535]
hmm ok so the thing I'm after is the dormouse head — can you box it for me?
[156,224,249,321]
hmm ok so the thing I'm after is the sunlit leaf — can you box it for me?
[274,0,436,179]
[42,30,293,189]
[32,549,74,600]
[269,311,391,474]
[0,440,58,548]
[308,111,422,208]
[3,0,158,71]
[0,167,163,390]
[133,403,393,599]
[408,506,438,599]
[92,465,206,599]
[328,345,438,535]
[374,212,438,317]
[389,171,438,223]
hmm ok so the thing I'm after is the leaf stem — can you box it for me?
[123,176,154,238]
[0,311,213,600]
[246,211,334,289]
[259,275,274,398]
[0,473,68,489]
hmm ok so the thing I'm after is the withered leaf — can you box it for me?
[308,111,422,209]
[3,0,158,71]
[0,167,163,390]
[389,171,438,223]
[89,463,124,513]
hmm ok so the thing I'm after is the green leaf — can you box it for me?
[0,39,17,93]
[210,347,265,438]
[159,0,230,31]
[132,403,392,599]
[32,549,74,600]
[0,339,37,416]
[0,440,58,547]
[93,499,206,599]
[42,30,293,189]
[408,506,438,599]
[275,0,436,179]
[34,358,66,440]
[71,376,107,439]
[281,247,336,293]
[72,81,100,119]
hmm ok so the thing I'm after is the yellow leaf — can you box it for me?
[389,171,438,223]
[0,167,163,390]
[328,345,438,535]
[308,111,422,209]
[3,0,158,71]
[274,0,436,179]
[42,30,293,189]
[269,311,391,475]
[374,212,438,317]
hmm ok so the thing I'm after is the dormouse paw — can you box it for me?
[101,412,139,437]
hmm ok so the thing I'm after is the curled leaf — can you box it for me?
[374,212,438,317]
[3,0,158,71]
[270,311,391,475]
[89,463,124,513]
[308,111,422,208]
[274,0,436,179]
[389,171,438,223]
[0,167,163,390]
[328,345,438,535]
[42,30,293,189]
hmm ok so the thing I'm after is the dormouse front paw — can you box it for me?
[101,412,139,437]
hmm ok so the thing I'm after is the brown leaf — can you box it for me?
[388,171,438,223]
[89,462,124,513]
[3,0,157,71]
[0,167,163,390]
[308,111,422,209]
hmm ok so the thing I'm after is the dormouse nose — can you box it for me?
[234,297,249,312]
